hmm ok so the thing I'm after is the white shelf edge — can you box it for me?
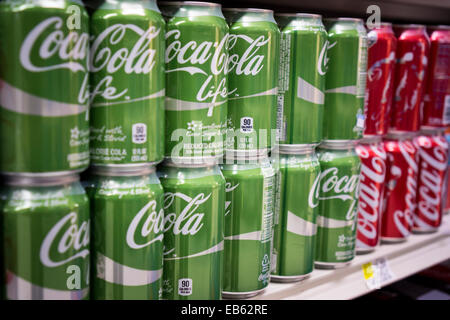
[252,214,450,300]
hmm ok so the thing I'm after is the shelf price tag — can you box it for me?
[362,257,395,290]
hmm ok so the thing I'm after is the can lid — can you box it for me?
[224,149,269,161]
[419,126,447,136]
[162,156,219,168]
[319,140,359,149]
[435,25,450,30]
[385,130,418,140]
[159,1,221,8]
[361,135,383,144]
[275,13,322,19]
[90,164,156,176]
[394,23,426,29]
[325,17,364,23]
[2,173,79,187]
[223,8,274,14]
[276,144,317,154]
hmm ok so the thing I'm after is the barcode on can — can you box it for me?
[444,95,450,125]
[178,278,192,296]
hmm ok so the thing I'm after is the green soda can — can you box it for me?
[160,2,229,162]
[323,18,368,141]
[220,152,275,298]
[271,147,321,282]
[223,8,280,153]
[1,174,90,300]
[314,142,361,269]
[89,0,165,166]
[0,0,90,174]
[275,14,327,148]
[85,165,164,300]
[158,160,225,300]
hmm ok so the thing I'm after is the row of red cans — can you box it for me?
[355,128,449,253]
[364,23,450,136]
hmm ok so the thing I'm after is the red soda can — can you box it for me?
[413,128,449,232]
[364,23,397,136]
[422,26,450,127]
[390,25,430,133]
[381,133,419,242]
[355,137,387,253]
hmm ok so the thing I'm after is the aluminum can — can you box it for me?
[365,23,397,136]
[271,147,320,281]
[381,132,419,242]
[89,0,165,165]
[0,0,90,174]
[276,13,327,147]
[160,2,229,162]
[314,142,361,269]
[224,8,279,153]
[422,25,450,128]
[220,152,275,298]
[323,18,368,141]
[1,174,90,300]
[158,160,225,300]
[355,137,387,254]
[85,164,164,300]
[413,128,449,232]
[390,24,430,133]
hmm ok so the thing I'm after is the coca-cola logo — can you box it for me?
[126,200,164,249]
[308,167,359,221]
[416,136,449,222]
[163,192,211,236]
[20,17,89,73]
[40,212,89,268]
[318,40,333,76]
[356,145,386,240]
[227,34,269,76]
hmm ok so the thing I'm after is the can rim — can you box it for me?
[361,135,383,144]
[90,164,156,176]
[158,1,221,8]
[276,144,317,154]
[419,126,447,136]
[394,23,426,29]
[319,140,359,149]
[385,130,418,140]
[325,17,364,23]
[3,173,79,187]
[275,13,322,19]
[222,8,274,14]
[434,25,450,30]
[162,156,219,168]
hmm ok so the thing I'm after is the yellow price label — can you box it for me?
[362,262,374,280]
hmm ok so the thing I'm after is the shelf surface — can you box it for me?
[253,214,450,300]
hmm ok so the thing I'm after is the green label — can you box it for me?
[278,24,327,144]
[314,149,361,264]
[221,161,274,293]
[164,16,229,159]
[0,2,90,172]
[2,185,90,299]
[160,169,225,300]
[226,21,280,151]
[89,8,165,164]
[88,175,164,300]
[272,153,320,277]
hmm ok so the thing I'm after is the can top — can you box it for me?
[3,173,79,187]
[394,23,426,30]
[90,164,156,176]
[98,0,160,12]
[360,135,383,144]
[223,149,269,161]
[275,13,322,19]
[419,126,447,136]
[435,25,450,30]
[159,1,224,18]
[223,7,276,23]
[385,131,418,140]
[162,157,219,168]
[325,17,364,23]
[276,144,317,155]
[319,140,359,150]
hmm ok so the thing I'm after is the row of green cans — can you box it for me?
[1,144,360,300]
[0,0,367,174]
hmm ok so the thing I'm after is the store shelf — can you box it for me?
[253,214,450,300]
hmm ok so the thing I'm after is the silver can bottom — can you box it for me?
[381,236,409,243]
[270,273,311,283]
[356,247,376,255]
[412,227,439,234]
[315,261,352,270]
[222,288,266,300]
[1,168,85,178]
